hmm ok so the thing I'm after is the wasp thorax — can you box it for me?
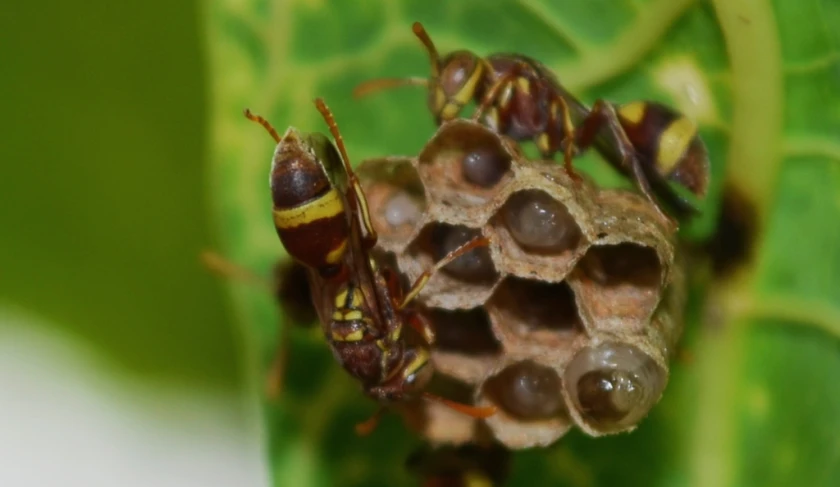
[432,224,496,281]
[502,190,581,252]
[461,146,511,188]
[564,343,666,433]
[485,360,565,420]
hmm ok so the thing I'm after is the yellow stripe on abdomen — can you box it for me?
[657,117,697,175]
[273,188,344,230]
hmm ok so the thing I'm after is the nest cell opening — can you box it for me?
[499,189,582,254]
[429,308,502,357]
[482,360,567,421]
[490,277,582,338]
[580,243,662,291]
[417,121,513,205]
[357,158,427,243]
[411,222,498,283]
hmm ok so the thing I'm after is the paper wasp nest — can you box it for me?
[358,120,685,449]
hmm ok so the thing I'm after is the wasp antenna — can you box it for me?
[313,98,353,177]
[243,108,282,143]
[422,392,497,419]
[352,77,429,99]
[199,250,273,292]
[411,22,441,78]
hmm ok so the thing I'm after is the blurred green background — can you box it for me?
[3,0,840,486]
[1,2,239,390]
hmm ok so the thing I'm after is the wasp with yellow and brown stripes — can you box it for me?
[354,22,710,220]
[244,98,496,433]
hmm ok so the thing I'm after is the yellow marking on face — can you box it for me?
[441,63,485,120]
[273,187,343,229]
[657,116,697,175]
[618,101,647,125]
[432,87,447,115]
[399,274,429,309]
[516,77,530,95]
[324,239,347,265]
[331,329,364,342]
[498,83,514,108]
[401,348,430,379]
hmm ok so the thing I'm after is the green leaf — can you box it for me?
[205,0,840,485]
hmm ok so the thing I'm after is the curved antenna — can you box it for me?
[411,21,441,79]
[243,108,281,143]
[352,77,428,99]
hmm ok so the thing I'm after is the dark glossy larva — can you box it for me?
[433,225,496,281]
[502,190,581,252]
[461,147,510,188]
[487,360,565,420]
[564,342,666,432]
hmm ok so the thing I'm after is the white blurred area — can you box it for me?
[0,305,268,487]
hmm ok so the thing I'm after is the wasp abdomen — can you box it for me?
[270,149,349,275]
[617,101,709,197]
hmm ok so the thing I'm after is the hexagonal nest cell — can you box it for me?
[356,118,686,449]
[417,119,515,213]
[486,277,583,347]
[571,242,665,334]
[398,222,501,309]
[355,157,427,252]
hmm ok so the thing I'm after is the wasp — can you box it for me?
[354,22,709,220]
[244,98,496,433]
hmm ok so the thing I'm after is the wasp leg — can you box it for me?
[398,236,490,309]
[547,94,583,183]
[264,325,290,401]
[576,100,676,228]
[200,250,300,401]
[408,312,436,346]
[471,67,518,125]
